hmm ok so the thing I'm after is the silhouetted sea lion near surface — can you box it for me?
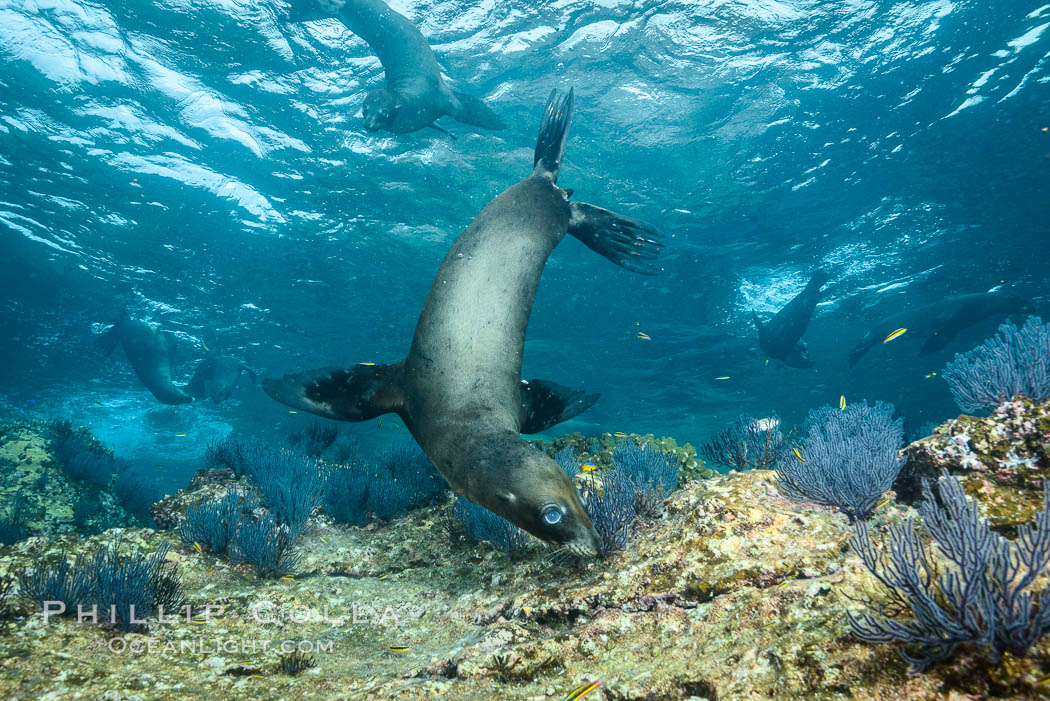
[752,270,828,368]
[186,355,257,403]
[847,288,1032,367]
[97,314,194,405]
[265,89,664,557]
[292,0,505,134]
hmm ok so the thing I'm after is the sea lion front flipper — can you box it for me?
[96,326,120,356]
[518,379,599,434]
[427,123,458,140]
[164,331,178,367]
[568,202,665,275]
[263,362,405,422]
[445,86,506,130]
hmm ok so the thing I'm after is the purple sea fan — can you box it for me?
[942,316,1050,413]
[848,471,1050,672]
[775,401,904,521]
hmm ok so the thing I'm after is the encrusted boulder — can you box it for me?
[150,468,243,530]
[903,398,1050,487]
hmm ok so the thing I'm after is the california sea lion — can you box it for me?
[752,270,828,368]
[265,89,663,557]
[294,0,505,135]
[97,313,194,405]
[186,355,257,403]
[847,288,1032,367]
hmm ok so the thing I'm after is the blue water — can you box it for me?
[1,0,1048,490]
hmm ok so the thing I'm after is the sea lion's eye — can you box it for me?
[542,507,562,525]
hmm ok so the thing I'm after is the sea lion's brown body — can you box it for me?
[264,90,663,556]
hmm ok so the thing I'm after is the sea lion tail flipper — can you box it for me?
[519,379,599,434]
[262,362,404,422]
[751,310,764,330]
[568,202,665,275]
[532,88,574,181]
[446,87,505,130]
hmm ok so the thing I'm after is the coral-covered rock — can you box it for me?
[0,419,128,541]
[150,468,242,530]
[537,431,713,481]
[900,398,1050,503]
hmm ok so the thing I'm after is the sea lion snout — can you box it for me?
[492,455,602,559]
[362,89,396,130]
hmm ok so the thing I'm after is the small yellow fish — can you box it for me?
[764,621,777,628]
[378,574,389,580]
[288,410,298,414]
[765,359,769,366]
[280,575,294,581]
[192,542,203,554]
[581,462,597,472]
[359,361,376,366]
[614,432,628,438]
[925,372,937,379]
[564,680,601,701]
[320,537,328,544]
[202,342,211,352]
[883,327,907,344]
[175,433,187,437]
[839,395,846,411]
[876,499,890,510]
[637,332,651,340]
[389,646,409,653]
[251,674,264,679]
[377,418,384,428]
[792,447,806,464]
[715,376,730,380]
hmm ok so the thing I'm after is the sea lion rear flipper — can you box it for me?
[568,202,665,275]
[446,86,505,130]
[263,362,405,422]
[242,365,258,384]
[519,379,599,434]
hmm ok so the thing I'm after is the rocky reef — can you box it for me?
[2,403,1050,699]
[0,419,128,543]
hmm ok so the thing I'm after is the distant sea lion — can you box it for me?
[265,89,663,557]
[186,355,257,403]
[847,288,1032,367]
[752,270,828,368]
[97,314,194,405]
[294,0,505,135]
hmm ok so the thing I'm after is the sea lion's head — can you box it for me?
[362,89,397,131]
[488,450,603,559]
